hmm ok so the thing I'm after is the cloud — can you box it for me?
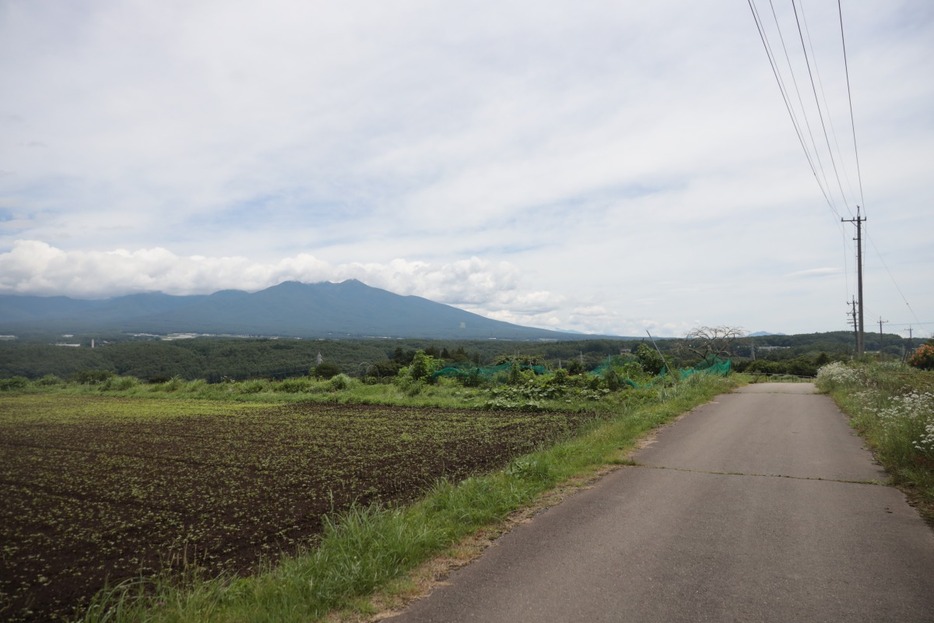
[786,268,842,279]
[0,2,932,337]
[0,239,561,316]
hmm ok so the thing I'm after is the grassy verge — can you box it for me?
[3,372,687,415]
[79,373,739,623]
[816,361,934,524]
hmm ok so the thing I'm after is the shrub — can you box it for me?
[819,361,934,505]
[275,377,315,393]
[815,362,859,392]
[74,369,113,385]
[409,351,439,383]
[239,379,269,394]
[635,343,667,375]
[550,368,570,386]
[148,376,187,393]
[100,376,139,391]
[0,376,29,391]
[908,343,934,371]
[328,373,353,391]
[460,367,484,388]
[312,362,341,380]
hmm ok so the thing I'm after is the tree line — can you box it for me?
[0,330,916,383]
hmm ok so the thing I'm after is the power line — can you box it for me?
[800,3,861,212]
[865,230,922,326]
[837,0,866,212]
[747,0,842,220]
[765,0,843,219]
[888,322,934,327]
[791,0,852,218]
[748,2,921,334]
[749,0,856,304]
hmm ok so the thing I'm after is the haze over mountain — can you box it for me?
[0,280,586,340]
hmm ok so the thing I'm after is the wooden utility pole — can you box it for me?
[847,297,859,354]
[878,317,888,352]
[843,207,866,355]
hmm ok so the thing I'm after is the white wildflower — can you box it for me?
[816,362,859,392]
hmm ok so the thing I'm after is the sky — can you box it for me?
[1,1,932,338]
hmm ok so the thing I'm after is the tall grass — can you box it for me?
[79,373,738,623]
[816,361,934,520]
[4,372,685,414]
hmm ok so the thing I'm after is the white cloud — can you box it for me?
[0,240,562,318]
[1,1,932,337]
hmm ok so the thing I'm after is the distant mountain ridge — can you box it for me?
[0,280,579,340]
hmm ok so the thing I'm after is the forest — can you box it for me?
[0,329,919,384]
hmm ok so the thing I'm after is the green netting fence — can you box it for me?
[432,362,547,381]
[433,356,730,386]
[679,356,732,378]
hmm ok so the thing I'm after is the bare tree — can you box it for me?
[681,326,746,362]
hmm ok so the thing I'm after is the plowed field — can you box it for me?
[0,395,596,622]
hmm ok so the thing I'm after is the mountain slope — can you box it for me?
[0,280,575,340]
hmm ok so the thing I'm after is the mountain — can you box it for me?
[0,280,578,340]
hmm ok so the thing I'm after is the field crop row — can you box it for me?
[0,394,598,622]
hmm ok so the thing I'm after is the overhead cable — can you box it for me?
[746,0,840,219]
[791,0,852,218]
[837,0,866,213]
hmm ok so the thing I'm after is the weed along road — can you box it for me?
[385,383,934,623]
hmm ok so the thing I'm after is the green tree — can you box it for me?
[602,366,622,391]
[409,350,438,382]
[635,343,667,375]
[312,362,341,379]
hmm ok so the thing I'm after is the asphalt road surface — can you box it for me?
[386,383,934,623]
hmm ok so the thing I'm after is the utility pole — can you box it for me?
[842,206,866,355]
[847,297,858,354]
[878,317,888,353]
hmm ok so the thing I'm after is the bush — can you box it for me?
[100,376,139,391]
[74,369,114,385]
[313,362,342,380]
[460,367,484,388]
[275,377,315,393]
[0,376,29,391]
[635,343,667,375]
[815,362,859,392]
[908,343,934,371]
[329,373,354,391]
[149,376,186,393]
[409,351,439,383]
[818,361,934,510]
[238,379,270,394]
[550,368,570,386]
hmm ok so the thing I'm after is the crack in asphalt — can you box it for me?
[627,462,888,486]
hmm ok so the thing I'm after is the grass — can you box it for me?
[75,373,739,622]
[816,360,934,524]
[4,372,672,415]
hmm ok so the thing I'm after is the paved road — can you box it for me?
[386,384,934,622]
